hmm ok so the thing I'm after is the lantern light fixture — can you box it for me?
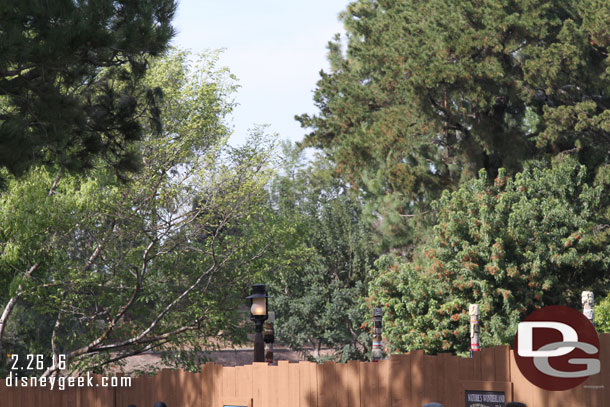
[246,284,270,362]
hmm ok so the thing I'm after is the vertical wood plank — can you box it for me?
[141,374,152,407]
[310,361,319,407]
[288,362,301,407]
[201,363,213,407]
[390,354,410,407]
[236,364,253,399]
[602,333,610,405]
[267,364,278,407]
[480,347,495,381]
[472,350,482,380]
[64,387,77,407]
[160,369,174,406]
[97,374,115,407]
[252,362,267,407]
[423,354,436,404]
[443,354,459,407]
[494,345,510,381]
[377,360,391,407]
[115,373,136,407]
[21,377,33,407]
[344,360,361,407]
[582,332,609,407]
[185,370,203,407]
[317,361,337,407]
[147,371,158,406]
[435,353,449,405]
[334,363,347,407]
[214,363,224,407]
[458,354,474,381]
[410,350,424,407]
[299,362,312,407]
[277,361,290,407]
[360,360,378,406]
[509,349,533,407]
[222,366,236,399]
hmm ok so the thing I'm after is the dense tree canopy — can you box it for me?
[266,144,376,361]
[0,0,176,176]
[298,0,610,249]
[369,157,610,354]
[0,50,274,376]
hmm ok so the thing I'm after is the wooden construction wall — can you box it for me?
[1,333,609,407]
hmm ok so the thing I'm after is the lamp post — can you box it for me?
[247,284,269,363]
[371,306,383,361]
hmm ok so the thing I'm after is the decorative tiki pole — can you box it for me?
[371,306,383,362]
[469,303,480,358]
[582,291,594,327]
[264,311,275,364]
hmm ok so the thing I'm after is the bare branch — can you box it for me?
[0,262,41,350]
[48,168,63,196]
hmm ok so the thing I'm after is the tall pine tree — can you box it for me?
[0,0,176,176]
[298,0,610,249]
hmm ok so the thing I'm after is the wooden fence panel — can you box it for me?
[3,335,610,407]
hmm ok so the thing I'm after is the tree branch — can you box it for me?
[0,262,41,351]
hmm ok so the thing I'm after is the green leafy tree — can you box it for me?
[298,0,610,250]
[595,294,610,333]
[267,143,376,361]
[0,50,275,376]
[0,0,176,176]
[369,157,610,354]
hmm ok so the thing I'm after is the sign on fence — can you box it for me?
[465,390,506,407]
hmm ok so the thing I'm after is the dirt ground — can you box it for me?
[113,346,333,374]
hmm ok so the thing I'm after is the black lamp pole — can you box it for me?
[253,319,265,363]
[247,284,270,363]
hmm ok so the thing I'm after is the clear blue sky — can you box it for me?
[171,0,349,146]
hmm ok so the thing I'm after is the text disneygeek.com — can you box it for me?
[3,373,131,391]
